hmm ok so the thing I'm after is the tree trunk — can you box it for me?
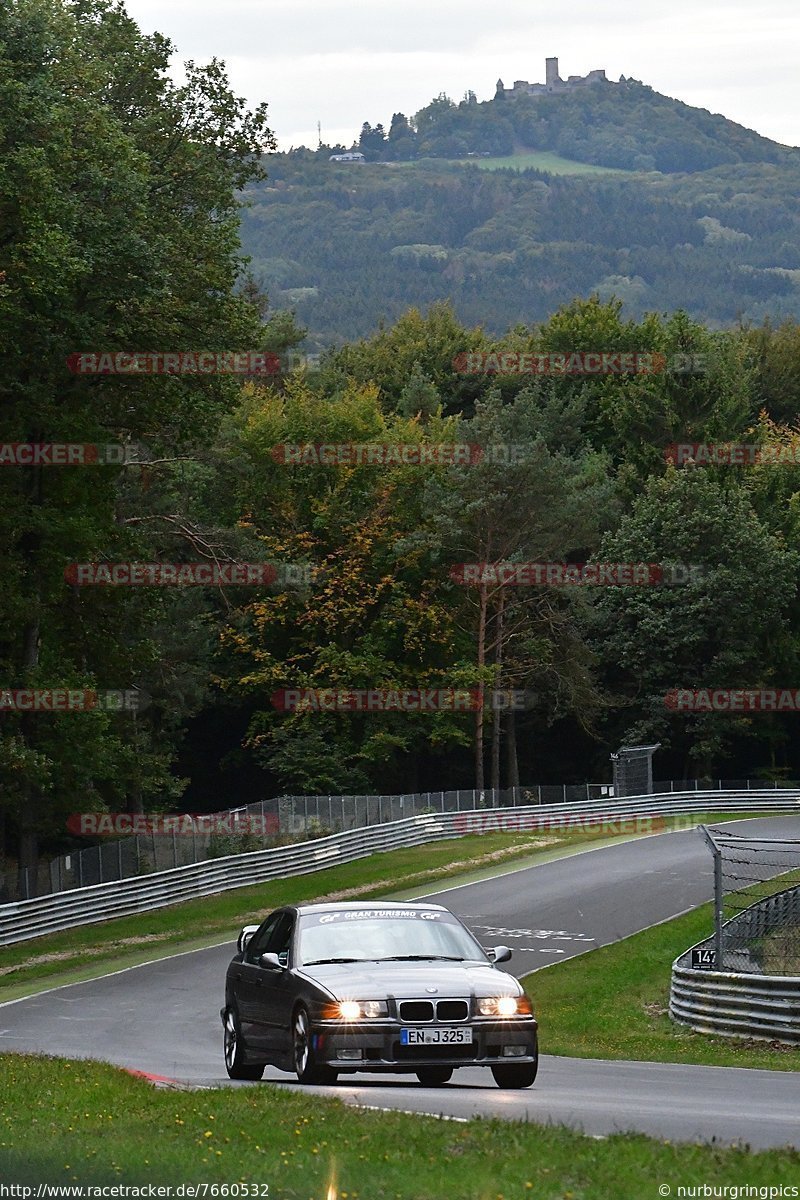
[474,582,488,791]
[490,589,505,795]
[17,460,43,892]
[18,616,41,894]
[506,706,520,794]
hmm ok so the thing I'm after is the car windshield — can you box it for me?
[297,909,487,966]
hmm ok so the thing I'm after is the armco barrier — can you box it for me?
[670,941,800,1044]
[670,881,800,1043]
[2,790,799,947]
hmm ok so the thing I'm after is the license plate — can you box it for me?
[400,1027,473,1045]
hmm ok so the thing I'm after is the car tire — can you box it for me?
[490,1040,538,1090]
[293,1006,337,1085]
[223,1007,265,1081]
[415,1067,453,1086]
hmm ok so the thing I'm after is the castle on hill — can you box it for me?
[496,57,608,98]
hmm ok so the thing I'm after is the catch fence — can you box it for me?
[2,777,796,902]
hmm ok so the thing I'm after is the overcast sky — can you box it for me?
[124,0,799,151]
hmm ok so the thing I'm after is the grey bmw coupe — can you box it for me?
[221,900,538,1088]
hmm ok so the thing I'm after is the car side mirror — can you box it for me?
[238,924,259,955]
[488,945,512,964]
[259,952,283,970]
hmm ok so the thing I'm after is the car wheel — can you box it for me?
[490,1040,538,1089]
[292,1006,337,1085]
[223,1008,265,1081]
[415,1067,453,1086]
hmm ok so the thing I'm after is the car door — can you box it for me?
[257,911,298,1057]
[235,911,283,1051]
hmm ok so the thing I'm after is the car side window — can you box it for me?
[265,912,295,967]
[245,913,281,963]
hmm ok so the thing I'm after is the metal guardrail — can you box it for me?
[8,776,795,903]
[670,887,800,1044]
[2,789,799,948]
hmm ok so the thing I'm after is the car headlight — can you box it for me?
[477,995,532,1017]
[321,1000,389,1020]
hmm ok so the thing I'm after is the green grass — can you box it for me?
[380,151,631,175]
[524,902,800,1071]
[471,150,631,175]
[2,1053,799,1195]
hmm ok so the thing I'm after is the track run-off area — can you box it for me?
[2,817,799,1149]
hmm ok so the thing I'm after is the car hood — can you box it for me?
[299,960,521,999]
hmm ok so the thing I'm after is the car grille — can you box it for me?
[398,999,469,1022]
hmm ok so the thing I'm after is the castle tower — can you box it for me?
[545,57,560,87]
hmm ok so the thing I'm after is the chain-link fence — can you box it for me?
[2,777,797,903]
[700,825,800,975]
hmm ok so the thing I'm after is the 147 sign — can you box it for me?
[691,947,717,969]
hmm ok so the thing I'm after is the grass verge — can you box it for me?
[524,901,800,1071]
[0,828,619,998]
[1,1053,799,1195]
[0,811,785,1001]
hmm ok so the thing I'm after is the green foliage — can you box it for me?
[0,0,275,865]
[239,153,800,346]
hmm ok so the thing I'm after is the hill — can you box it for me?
[239,151,800,346]
[339,71,794,174]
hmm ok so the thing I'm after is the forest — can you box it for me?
[241,153,800,346]
[3,0,800,882]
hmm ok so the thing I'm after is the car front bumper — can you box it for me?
[309,1018,538,1073]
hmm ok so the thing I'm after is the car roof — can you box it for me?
[290,901,450,915]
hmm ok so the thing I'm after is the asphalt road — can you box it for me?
[3,817,800,1148]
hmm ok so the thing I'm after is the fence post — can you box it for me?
[700,825,723,968]
[118,839,123,880]
[78,852,83,888]
[98,846,103,885]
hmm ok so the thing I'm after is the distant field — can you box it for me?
[379,151,631,175]
[472,150,632,175]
